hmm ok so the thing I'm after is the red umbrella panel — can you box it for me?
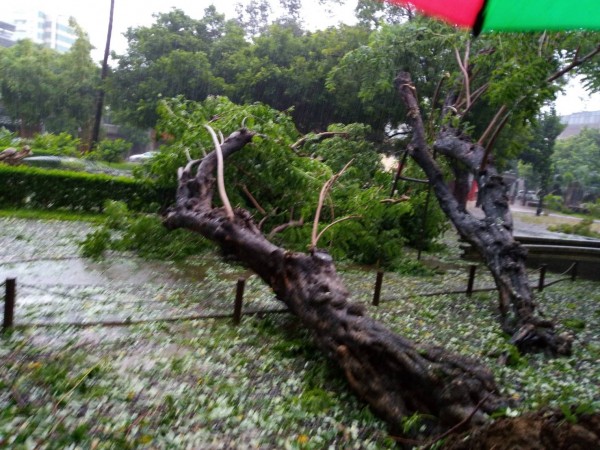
[385,0,600,33]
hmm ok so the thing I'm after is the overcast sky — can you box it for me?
[8,0,600,116]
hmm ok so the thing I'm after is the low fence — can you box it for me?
[2,262,580,333]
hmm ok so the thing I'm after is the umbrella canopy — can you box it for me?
[386,0,600,33]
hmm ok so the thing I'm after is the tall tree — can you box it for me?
[109,8,230,128]
[391,28,600,353]
[0,29,97,137]
[553,127,600,197]
[90,0,115,150]
[519,109,565,215]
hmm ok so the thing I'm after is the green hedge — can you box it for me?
[0,165,175,212]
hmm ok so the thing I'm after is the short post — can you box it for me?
[3,278,16,332]
[233,278,245,325]
[372,271,384,306]
[538,264,547,292]
[466,265,477,297]
[570,262,578,282]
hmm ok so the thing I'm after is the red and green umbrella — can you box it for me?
[385,0,600,33]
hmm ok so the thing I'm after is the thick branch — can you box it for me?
[546,43,600,83]
[395,72,571,355]
[165,128,505,433]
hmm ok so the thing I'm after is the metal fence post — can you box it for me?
[233,278,245,325]
[372,271,384,306]
[3,278,15,332]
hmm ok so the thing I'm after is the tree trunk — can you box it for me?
[395,72,571,355]
[164,128,505,434]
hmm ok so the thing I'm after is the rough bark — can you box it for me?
[164,127,505,433]
[0,146,32,165]
[395,72,571,356]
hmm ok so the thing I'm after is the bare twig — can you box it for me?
[310,160,353,249]
[546,43,600,83]
[480,108,511,172]
[204,124,234,220]
[454,43,471,109]
[314,215,361,247]
[267,219,305,240]
[380,195,411,204]
[241,184,267,215]
[291,131,350,150]
[478,105,507,146]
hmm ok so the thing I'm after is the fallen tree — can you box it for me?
[395,72,572,356]
[164,126,506,434]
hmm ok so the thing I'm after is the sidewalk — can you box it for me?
[466,201,600,240]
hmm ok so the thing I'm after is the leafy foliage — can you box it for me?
[30,133,81,157]
[85,139,132,163]
[0,165,172,212]
[0,24,98,136]
[548,218,600,238]
[135,96,446,265]
[81,200,212,259]
[553,128,600,197]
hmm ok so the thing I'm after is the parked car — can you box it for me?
[21,156,131,177]
[517,190,539,202]
[128,151,158,162]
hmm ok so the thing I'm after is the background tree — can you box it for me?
[519,109,565,215]
[231,23,369,132]
[0,30,98,138]
[553,127,600,199]
[392,28,600,353]
[109,8,232,128]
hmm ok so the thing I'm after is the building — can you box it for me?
[559,110,600,139]
[5,10,76,53]
[0,20,16,48]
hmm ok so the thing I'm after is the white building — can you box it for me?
[559,110,600,139]
[0,20,16,48]
[8,10,77,53]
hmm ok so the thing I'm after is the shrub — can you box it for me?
[0,128,16,149]
[548,218,600,238]
[544,194,564,212]
[31,133,80,156]
[80,201,212,260]
[86,139,132,163]
[0,165,173,212]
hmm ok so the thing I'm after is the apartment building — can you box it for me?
[3,10,76,52]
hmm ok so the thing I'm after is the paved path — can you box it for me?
[466,201,600,241]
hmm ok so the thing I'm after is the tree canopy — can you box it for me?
[0,22,98,137]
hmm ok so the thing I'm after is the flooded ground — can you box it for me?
[1,217,598,448]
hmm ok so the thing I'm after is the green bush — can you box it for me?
[31,133,80,156]
[548,218,600,238]
[0,165,173,212]
[86,139,132,163]
[544,194,564,212]
[581,200,600,219]
[0,128,16,149]
[80,201,212,260]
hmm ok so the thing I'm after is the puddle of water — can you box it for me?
[0,257,208,286]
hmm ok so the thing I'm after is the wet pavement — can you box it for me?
[0,218,278,326]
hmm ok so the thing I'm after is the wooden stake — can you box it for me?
[372,271,384,306]
[570,262,578,282]
[3,278,15,332]
[466,265,476,297]
[233,278,245,325]
[538,264,547,292]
